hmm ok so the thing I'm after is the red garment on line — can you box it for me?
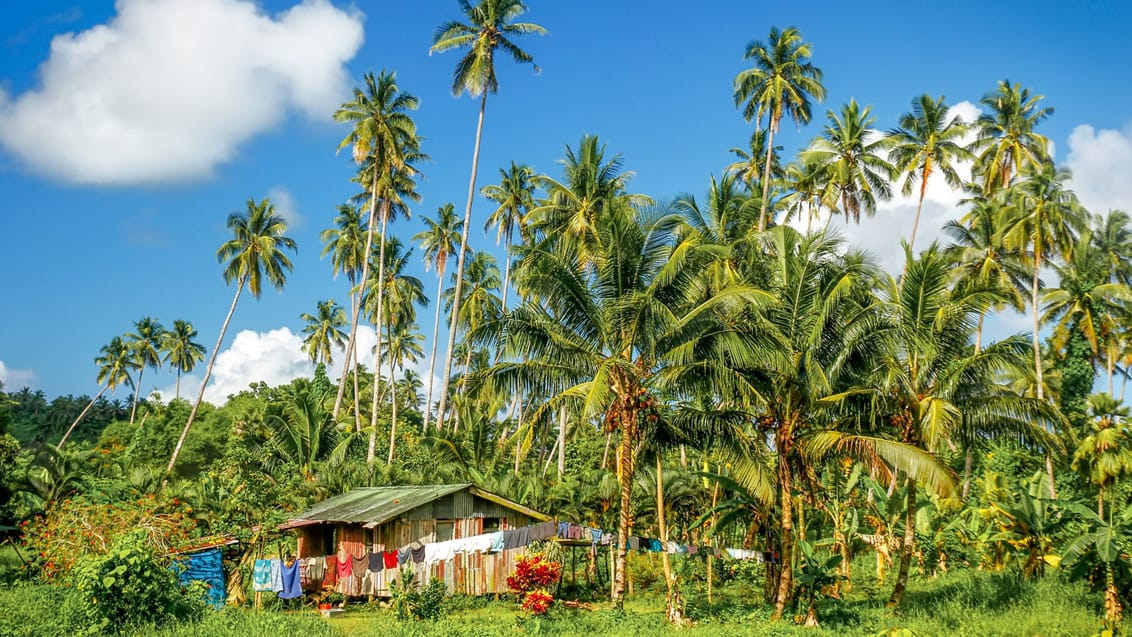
[383,550,398,569]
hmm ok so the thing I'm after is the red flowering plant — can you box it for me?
[507,553,562,615]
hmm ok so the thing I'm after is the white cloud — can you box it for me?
[0,0,364,184]
[820,101,981,273]
[267,185,301,227]
[0,360,37,389]
[164,324,381,405]
[1065,123,1132,215]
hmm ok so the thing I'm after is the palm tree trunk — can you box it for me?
[758,118,779,232]
[500,236,511,317]
[368,203,391,462]
[167,277,245,474]
[707,478,720,604]
[556,405,567,479]
[437,91,489,431]
[612,414,639,608]
[387,351,399,466]
[656,455,685,624]
[1031,246,1057,499]
[908,159,931,249]
[887,477,916,607]
[334,172,380,420]
[962,448,974,501]
[175,370,181,400]
[423,267,446,433]
[129,367,144,426]
[57,385,108,449]
[773,435,795,620]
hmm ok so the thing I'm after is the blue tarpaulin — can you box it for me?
[172,547,226,609]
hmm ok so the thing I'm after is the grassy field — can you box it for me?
[0,565,1107,637]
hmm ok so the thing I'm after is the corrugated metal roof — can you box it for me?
[285,484,472,529]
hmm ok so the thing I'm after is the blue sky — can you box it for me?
[1,0,1130,402]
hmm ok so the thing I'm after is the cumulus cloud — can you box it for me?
[0,360,37,389]
[820,101,981,273]
[0,0,364,184]
[1065,123,1132,216]
[267,185,301,227]
[164,324,379,405]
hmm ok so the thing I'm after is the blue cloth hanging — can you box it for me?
[279,558,303,599]
[172,547,226,609]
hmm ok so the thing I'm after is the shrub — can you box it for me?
[388,567,447,621]
[72,530,205,632]
[507,553,562,616]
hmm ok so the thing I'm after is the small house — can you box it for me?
[280,483,552,596]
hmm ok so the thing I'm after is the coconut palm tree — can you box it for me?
[1093,209,1132,286]
[869,245,1060,607]
[162,320,205,401]
[886,94,972,247]
[733,26,826,231]
[383,322,425,465]
[320,203,369,423]
[803,100,895,225]
[125,317,165,425]
[430,0,547,432]
[300,300,348,367]
[972,80,1054,193]
[726,128,785,190]
[57,337,134,449]
[1073,393,1132,518]
[166,197,297,474]
[413,203,463,432]
[331,70,422,421]
[443,251,501,409]
[481,161,536,314]
[264,378,336,481]
[780,156,836,233]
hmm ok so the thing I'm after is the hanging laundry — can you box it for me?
[252,559,273,593]
[489,531,505,553]
[279,558,303,600]
[666,541,678,554]
[349,555,368,595]
[368,551,383,574]
[589,528,603,544]
[172,548,226,609]
[501,528,522,550]
[530,521,556,542]
[384,550,399,570]
[557,521,570,539]
[323,555,339,587]
[397,547,412,566]
[410,543,426,564]
[270,558,284,593]
[335,553,353,592]
[306,556,326,586]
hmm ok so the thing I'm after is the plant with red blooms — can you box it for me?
[507,553,562,615]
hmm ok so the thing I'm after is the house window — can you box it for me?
[482,517,501,533]
[436,520,454,542]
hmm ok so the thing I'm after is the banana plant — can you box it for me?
[795,538,845,627]
[1061,500,1132,629]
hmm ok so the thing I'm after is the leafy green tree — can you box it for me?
[726,128,785,190]
[162,320,205,401]
[332,70,423,422]
[733,25,826,231]
[414,203,463,431]
[300,300,348,367]
[481,161,535,314]
[972,80,1053,193]
[1062,500,1132,628]
[443,250,501,402]
[1073,394,1132,518]
[886,94,972,247]
[58,336,134,449]
[383,322,425,465]
[803,99,894,225]
[167,197,297,474]
[321,203,368,413]
[264,378,336,480]
[126,317,165,425]
[431,0,547,431]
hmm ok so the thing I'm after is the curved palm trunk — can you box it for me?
[887,477,916,607]
[758,118,779,232]
[367,203,391,463]
[908,159,932,249]
[175,370,181,400]
[437,91,489,431]
[656,455,685,624]
[423,267,446,433]
[129,367,145,426]
[334,173,380,420]
[168,277,245,474]
[612,411,639,607]
[57,385,109,449]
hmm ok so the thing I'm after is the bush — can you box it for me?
[72,530,205,632]
[388,567,447,621]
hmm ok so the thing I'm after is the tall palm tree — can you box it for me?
[300,300,348,367]
[1073,393,1132,518]
[384,321,425,465]
[872,245,1059,607]
[57,337,134,449]
[331,70,422,422]
[162,320,205,401]
[725,128,785,189]
[481,161,536,314]
[733,26,825,231]
[1093,209,1132,287]
[320,203,369,424]
[125,317,165,425]
[430,0,547,432]
[413,203,463,431]
[443,250,501,406]
[803,100,895,225]
[887,94,972,247]
[972,80,1054,193]
[780,156,835,233]
[166,197,297,474]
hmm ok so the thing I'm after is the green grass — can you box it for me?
[0,568,1108,637]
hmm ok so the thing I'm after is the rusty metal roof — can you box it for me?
[280,484,550,530]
